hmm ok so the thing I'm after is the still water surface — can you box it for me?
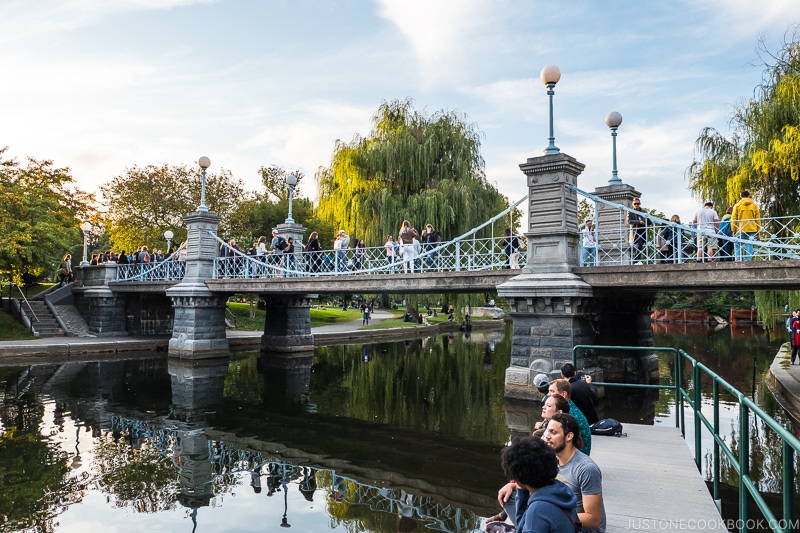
[0,323,791,533]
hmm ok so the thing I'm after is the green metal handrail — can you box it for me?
[572,344,800,533]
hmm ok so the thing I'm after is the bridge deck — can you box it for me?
[592,423,726,532]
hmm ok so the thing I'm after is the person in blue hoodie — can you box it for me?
[489,436,580,533]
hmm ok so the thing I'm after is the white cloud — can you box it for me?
[375,0,500,85]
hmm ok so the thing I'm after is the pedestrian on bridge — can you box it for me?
[421,224,441,271]
[626,198,647,264]
[398,220,419,273]
[580,221,597,267]
[731,190,761,261]
[305,231,322,273]
[692,201,719,263]
[334,230,350,273]
[384,235,398,273]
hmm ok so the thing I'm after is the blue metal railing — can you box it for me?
[572,344,800,533]
[573,187,800,265]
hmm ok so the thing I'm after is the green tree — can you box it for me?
[100,163,246,252]
[315,98,510,245]
[257,165,305,202]
[0,147,94,283]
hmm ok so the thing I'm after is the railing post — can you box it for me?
[739,402,750,533]
[694,363,702,472]
[713,379,720,505]
[783,440,794,533]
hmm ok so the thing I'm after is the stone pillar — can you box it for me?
[85,294,128,336]
[260,295,316,352]
[167,211,230,359]
[259,349,313,408]
[168,359,228,413]
[497,153,600,401]
[593,183,641,265]
[73,264,128,336]
[275,221,307,273]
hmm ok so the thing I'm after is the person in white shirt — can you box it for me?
[581,220,597,266]
[692,202,720,263]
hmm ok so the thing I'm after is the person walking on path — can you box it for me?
[58,254,73,286]
[731,190,761,261]
[791,310,800,365]
[626,198,647,264]
[692,201,719,262]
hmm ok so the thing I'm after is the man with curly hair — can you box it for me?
[489,436,580,533]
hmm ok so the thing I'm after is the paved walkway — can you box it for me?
[592,424,727,532]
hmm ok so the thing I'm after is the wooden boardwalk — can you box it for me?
[591,423,727,532]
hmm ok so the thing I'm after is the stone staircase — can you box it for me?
[24,299,66,337]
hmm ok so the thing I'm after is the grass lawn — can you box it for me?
[225,302,365,331]
[0,307,35,340]
[1,283,54,299]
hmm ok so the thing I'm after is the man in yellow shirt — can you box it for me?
[731,190,761,261]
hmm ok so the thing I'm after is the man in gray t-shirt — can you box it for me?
[692,201,720,262]
[545,413,606,533]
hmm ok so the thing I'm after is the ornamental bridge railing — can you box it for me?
[114,197,529,281]
[110,189,800,282]
[573,345,800,533]
[575,187,800,266]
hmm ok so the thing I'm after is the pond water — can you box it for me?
[0,323,793,533]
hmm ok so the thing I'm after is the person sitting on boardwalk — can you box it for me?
[544,413,606,533]
[534,394,570,431]
[548,379,592,456]
[487,436,580,533]
[561,363,599,425]
[494,413,605,533]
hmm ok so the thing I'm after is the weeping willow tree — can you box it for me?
[316,98,511,243]
[687,29,800,328]
[316,98,515,314]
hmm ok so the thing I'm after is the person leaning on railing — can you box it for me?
[626,198,647,265]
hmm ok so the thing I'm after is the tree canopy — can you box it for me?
[688,29,800,217]
[0,147,94,283]
[315,98,511,245]
[100,163,245,252]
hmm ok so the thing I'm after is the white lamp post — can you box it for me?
[606,111,623,184]
[198,156,211,212]
[80,221,92,266]
[540,64,561,155]
[285,174,298,223]
[164,230,174,252]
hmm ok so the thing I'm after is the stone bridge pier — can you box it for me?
[166,211,230,359]
[497,152,655,401]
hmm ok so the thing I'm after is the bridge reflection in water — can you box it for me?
[111,415,481,533]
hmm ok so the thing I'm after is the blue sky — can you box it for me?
[1,0,797,227]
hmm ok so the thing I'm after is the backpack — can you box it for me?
[590,418,627,437]
[273,236,287,252]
